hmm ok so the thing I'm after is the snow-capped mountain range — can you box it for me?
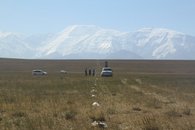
[0,25,195,59]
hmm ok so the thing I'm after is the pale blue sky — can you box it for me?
[0,0,195,35]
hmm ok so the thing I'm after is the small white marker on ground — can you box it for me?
[91,89,97,93]
[92,102,100,107]
[91,94,96,97]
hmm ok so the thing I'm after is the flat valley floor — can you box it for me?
[0,59,195,130]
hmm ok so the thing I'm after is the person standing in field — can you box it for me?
[85,68,88,76]
[105,61,108,67]
[89,68,91,76]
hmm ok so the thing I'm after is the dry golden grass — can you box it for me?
[0,59,195,129]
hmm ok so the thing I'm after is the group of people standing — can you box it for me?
[85,61,108,76]
[85,68,95,76]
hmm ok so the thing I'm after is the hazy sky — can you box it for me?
[0,0,195,35]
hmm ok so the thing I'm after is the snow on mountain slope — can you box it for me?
[38,25,128,58]
[39,26,195,59]
[0,32,33,58]
[133,28,195,59]
[0,26,195,59]
[127,28,186,59]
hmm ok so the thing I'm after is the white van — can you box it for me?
[100,67,113,77]
[32,70,47,76]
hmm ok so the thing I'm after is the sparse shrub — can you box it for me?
[64,111,77,120]
[90,113,106,122]
[53,112,58,118]
[107,108,116,114]
[12,111,27,118]
[141,116,160,130]
[4,97,16,104]
[132,107,142,111]
[112,93,116,96]
[66,100,74,105]
[183,106,191,116]
[166,108,182,117]
[146,98,162,109]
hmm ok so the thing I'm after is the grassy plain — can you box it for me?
[0,59,195,130]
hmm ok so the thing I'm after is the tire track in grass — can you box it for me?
[150,84,195,100]
[121,78,171,104]
[122,78,195,112]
